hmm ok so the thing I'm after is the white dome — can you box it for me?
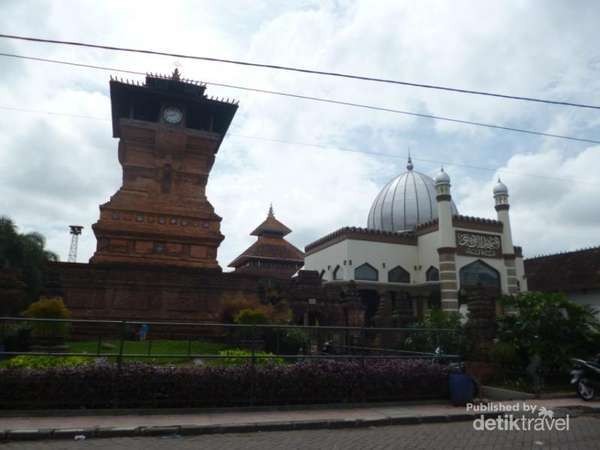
[434,168,450,184]
[493,178,508,195]
[367,159,458,231]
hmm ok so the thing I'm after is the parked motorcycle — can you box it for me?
[570,356,600,401]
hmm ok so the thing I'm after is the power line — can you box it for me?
[225,133,600,187]
[2,104,598,187]
[0,105,107,121]
[1,33,599,110]
[2,52,600,145]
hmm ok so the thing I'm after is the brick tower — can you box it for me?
[90,70,238,269]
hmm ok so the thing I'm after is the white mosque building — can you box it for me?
[303,158,526,323]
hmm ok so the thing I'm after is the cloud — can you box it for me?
[458,145,600,257]
[1,0,599,268]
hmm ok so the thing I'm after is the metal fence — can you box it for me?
[0,316,463,366]
[0,317,467,408]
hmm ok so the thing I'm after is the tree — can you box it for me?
[405,309,466,355]
[0,216,59,312]
[497,292,600,373]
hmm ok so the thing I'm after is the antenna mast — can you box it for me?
[68,225,84,263]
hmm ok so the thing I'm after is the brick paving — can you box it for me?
[3,416,600,450]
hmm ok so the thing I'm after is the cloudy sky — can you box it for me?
[1,0,599,267]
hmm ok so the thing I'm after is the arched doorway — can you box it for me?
[358,289,380,326]
[459,260,501,295]
[458,260,502,315]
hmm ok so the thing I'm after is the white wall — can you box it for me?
[304,240,348,281]
[305,238,418,283]
[417,231,440,283]
[515,256,528,292]
[305,227,522,292]
[346,240,418,282]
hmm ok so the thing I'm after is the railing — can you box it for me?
[0,317,464,409]
[0,316,463,365]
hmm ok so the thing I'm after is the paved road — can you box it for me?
[4,417,600,450]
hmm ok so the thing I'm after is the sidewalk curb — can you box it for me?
[0,399,445,418]
[0,411,497,442]
[2,405,598,442]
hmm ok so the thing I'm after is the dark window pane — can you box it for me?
[355,263,378,281]
[459,260,500,289]
[426,266,440,281]
[333,265,342,280]
[388,265,410,283]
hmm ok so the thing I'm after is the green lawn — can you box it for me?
[68,339,229,364]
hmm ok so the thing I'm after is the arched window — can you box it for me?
[354,263,378,281]
[332,265,342,280]
[426,266,440,282]
[459,260,501,291]
[388,265,410,283]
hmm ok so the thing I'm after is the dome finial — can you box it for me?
[406,148,413,171]
[434,166,450,185]
[493,178,508,196]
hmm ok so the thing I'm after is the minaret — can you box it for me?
[435,168,458,311]
[494,179,519,294]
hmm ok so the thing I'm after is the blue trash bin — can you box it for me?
[449,372,475,406]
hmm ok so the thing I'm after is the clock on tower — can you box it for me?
[90,70,238,269]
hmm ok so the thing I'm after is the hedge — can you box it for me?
[0,359,449,409]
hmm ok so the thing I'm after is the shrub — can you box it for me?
[216,349,284,366]
[0,359,449,409]
[1,355,91,369]
[221,295,292,325]
[1,324,32,352]
[497,292,600,374]
[221,297,260,323]
[405,309,465,355]
[23,297,71,340]
[264,328,310,355]
[234,308,269,325]
[489,341,519,366]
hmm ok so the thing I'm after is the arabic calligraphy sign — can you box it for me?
[456,231,502,258]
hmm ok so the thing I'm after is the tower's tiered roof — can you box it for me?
[229,206,304,278]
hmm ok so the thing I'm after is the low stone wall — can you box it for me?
[44,262,364,336]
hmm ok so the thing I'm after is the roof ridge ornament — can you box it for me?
[171,68,181,81]
[268,203,274,218]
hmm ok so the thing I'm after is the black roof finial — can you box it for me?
[171,68,181,81]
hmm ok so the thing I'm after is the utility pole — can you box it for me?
[68,225,83,263]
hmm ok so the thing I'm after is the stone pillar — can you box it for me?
[434,168,458,312]
[438,248,458,311]
[464,286,497,358]
[503,256,519,295]
[494,179,519,294]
